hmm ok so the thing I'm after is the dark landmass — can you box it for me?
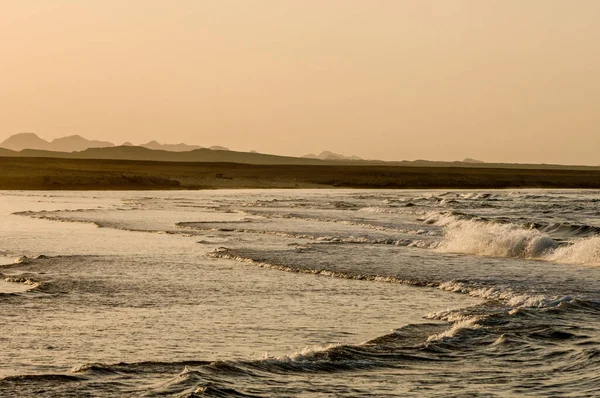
[136,140,203,152]
[137,141,227,152]
[0,144,598,171]
[2,133,598,171]
[3,146,328,165]
[2,157,600,190]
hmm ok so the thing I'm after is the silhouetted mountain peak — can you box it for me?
[302,153,318,159]
[52,134,85,141]
[208,145,230,151]
[463,158,485,164]
[0,132,50,151]
[0,133,115,152]
[13,132,42,139]
[49,135,114,152]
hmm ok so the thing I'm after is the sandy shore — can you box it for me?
[1,157,600,190]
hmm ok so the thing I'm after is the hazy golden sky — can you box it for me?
[1,1,599,164]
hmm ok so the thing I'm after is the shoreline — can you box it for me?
[2,156,600,190]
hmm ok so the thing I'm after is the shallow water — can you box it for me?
[0,189,599,397]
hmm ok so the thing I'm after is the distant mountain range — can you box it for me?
[0,133,325,165]
[0,144,328,166]
[0,133,363,164]
[0,133,229,153]
[1,133,115,152]
[3,132,594,171]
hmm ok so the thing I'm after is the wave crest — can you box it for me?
[547,237,600,266]
[427,212,599,266]
[436,217,557,258]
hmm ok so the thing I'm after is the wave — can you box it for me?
[15,210,192,237]
[55,334,456,397]
[207,247,429,286]
[460,192,494,200]
[0,271,42,295]
[437,280,580,309]
[547,238,600,266]
[70,360,211,375]
[0,373,83,383]
[425,212,600,266]
[237,209,426,235]
[181,222,428,246]
[13,210,103,228]
[2,275,40,285]
[5,322,598,397]
[98,332,447,377]
[358,206,412,214]
[534,222,600,238]
[426,317,483,342]
[437,216,558,258]
[208,248,595,313]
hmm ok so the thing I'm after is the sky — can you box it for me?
[1,1,599,165]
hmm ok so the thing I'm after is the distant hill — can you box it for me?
[139,141,204,152]
[0,133,224,153]
[303,151,363,161]
[2,145,329,165]
[50,135,115,152]
[0,132,53,151]
[0,148,16,157]
[1,133,598,171]
[0,133,114,152]
[463,157,485,164]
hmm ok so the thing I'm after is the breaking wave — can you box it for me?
[426,212,600,266]
[207,247,428,286]
[208,248,596,312]
[548,238,600,266]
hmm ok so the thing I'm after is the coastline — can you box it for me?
[2,156,600,190]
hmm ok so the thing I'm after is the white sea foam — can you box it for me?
[437,280,575,309]
[546,237,600,266]
[438,218,557,258]
[267,344,341,362]
[427,211,599,266]
[461,192,493,200]
[0,275,40,294]
[426,317,482,342]
[358,206,403,214]
[505,294,575,308]
[240,209,416,234]
[438,281,516,302]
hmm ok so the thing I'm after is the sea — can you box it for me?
[0,189,598,397]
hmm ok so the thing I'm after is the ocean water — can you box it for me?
[0,189,599,397]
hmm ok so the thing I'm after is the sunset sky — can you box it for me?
[1,1,599,164]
